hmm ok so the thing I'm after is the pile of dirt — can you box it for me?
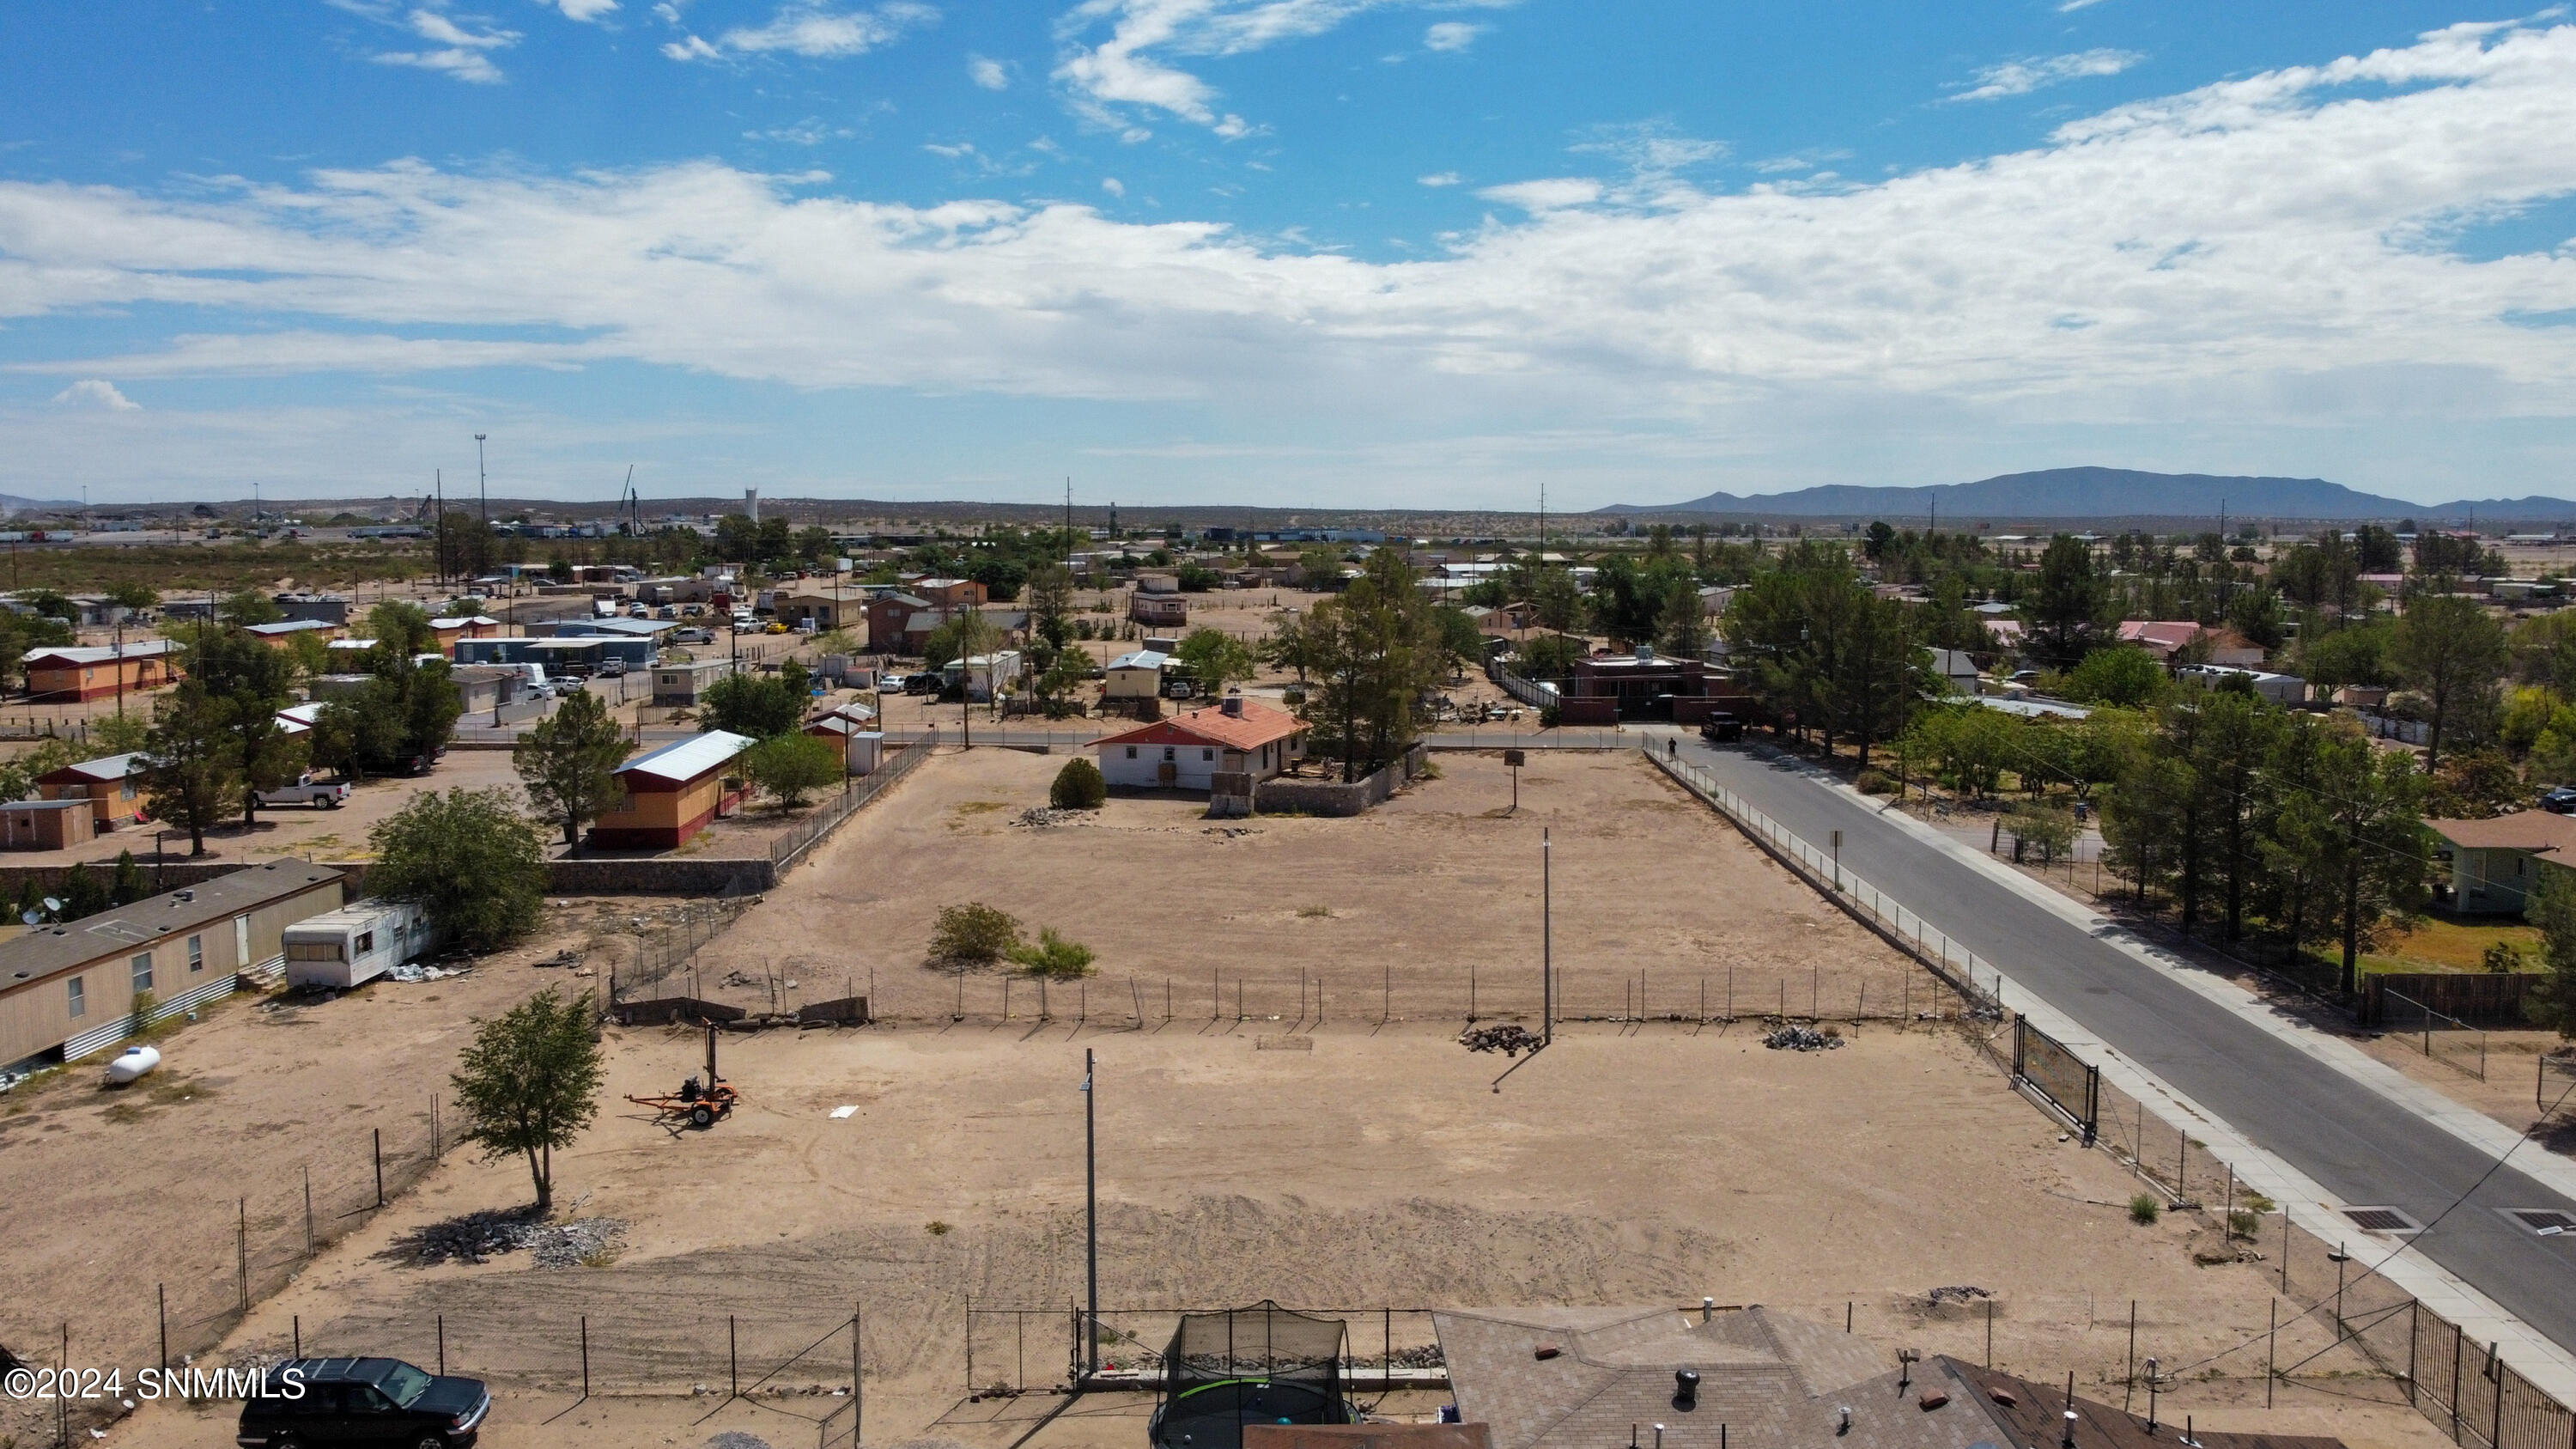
[1763,1026,1845,1051]
[1924,1285,1991,1304]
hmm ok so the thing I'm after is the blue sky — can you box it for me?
[3,2,2575,509]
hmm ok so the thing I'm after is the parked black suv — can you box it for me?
[237,1356,489,1447]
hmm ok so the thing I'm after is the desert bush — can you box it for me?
[1009,927,1097,978]
[1856,769,1895,795]
[930,903,1022,965]
[2128,1193,2162,1225]
[1050,757,1109,810]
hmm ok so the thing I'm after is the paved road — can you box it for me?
[1670,733,2576,1355]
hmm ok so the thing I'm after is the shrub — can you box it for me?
[2240,1190,2277,1215]
[931,903,1022,965]
[2228,1209,2260,1240]
[1537,703,1562,729]
[1856,769,1895,795]
[2128,1193,2162,1225]
[1009,927,1097,978]
[1050,757,1109,810]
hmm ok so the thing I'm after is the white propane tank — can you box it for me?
[106,1044,161,1085]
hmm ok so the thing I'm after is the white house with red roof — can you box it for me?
[1093,695,1305,793]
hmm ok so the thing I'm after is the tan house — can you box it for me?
[0,799,94,851]
[24,642,184,702]
[0,863,343,1072]
[590,731,755,849]
[2426,810,2576,916]
[37,752,152,830]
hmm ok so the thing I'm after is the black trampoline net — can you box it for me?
[1152,1302,1351,1449]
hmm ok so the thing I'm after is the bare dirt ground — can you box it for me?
[2355,1029,2576,1149]
[664,749,1946,1028]
[100,1020,2440,1449]
[0,903,645,1447]
[26,750,2451,1449]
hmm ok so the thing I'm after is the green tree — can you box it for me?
[2022,535,2118,668]
[368,788,549,950]
[1027,563,1076,648]
[188,623,307,828]
[2393,592,2508,772]
[740,732,841,811]
[2062,646,2168,709]
[217,590,283,626]
[1175,628,1259,697]
[513,690,630,846]
[108,849,149,906]
[1050,756,1108,809]
[2528,869,2576,1040]
[366,600,439,659]
[1296,551,1444,781]
[143,681,240,857]
[448,987,603,1213]
[699,670,805,740]
[2312,724,2427,992]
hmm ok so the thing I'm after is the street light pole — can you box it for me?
[1542,827,1553,1044]
[1084,1048,1099,1379]
[475,434,489,529]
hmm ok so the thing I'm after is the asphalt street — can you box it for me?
[1671,733,2576,1355]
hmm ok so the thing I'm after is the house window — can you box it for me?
[1126,746,1138,759]
[131,953,153,994]
[68,976,85,1018]
[355,930,375,954]
[287,941,345,962]
[1163,747,1176,762]
[1202,749,1214,762]
[121,782,137,801]
[187,935,204,974]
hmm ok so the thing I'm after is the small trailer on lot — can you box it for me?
[283,899,440,989]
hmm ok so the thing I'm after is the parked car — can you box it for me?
[903,673,942,696]
[237,1355,489,1447]
[598,660,627,679]
[628,603,650,618]
[672,627,714,645]
[255,772,351,810]
[2543,785,2576,814]
[1698,712,1744,742]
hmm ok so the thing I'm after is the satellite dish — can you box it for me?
[41,898,61,913]
[18,910,37,928]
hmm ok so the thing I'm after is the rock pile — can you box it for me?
[1761,1026,1844,1051]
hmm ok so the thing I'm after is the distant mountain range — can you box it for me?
[1602,467,2576,522]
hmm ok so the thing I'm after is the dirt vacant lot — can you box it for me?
[665,748,1952,1029]
[108,1021,2438,1449]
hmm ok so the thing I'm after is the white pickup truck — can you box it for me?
[256,775,351,809]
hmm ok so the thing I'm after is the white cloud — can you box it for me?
[969,53,1010,88]
[1422,21,1480,51]
[371,7,520,82]
[50,380,139,411]
[746,119,854,144]
[1417,171,1461,186]
[665,0,935,61]
[2057,0,2112,10]
[1571,120,1726,178]
[543,0,619,20]
[1102,177,1127,196]
[9,21,2576,445]
[1476,177,1601,210]
[1947,47,2144,102]
[1053,0,1511,134]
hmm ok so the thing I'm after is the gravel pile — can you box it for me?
[1014,807,1094,828]
[400,1209,626,1267]
[1458,1024,1545,1057]
[1761,1026,1844,1052]
[1388,1343,1446,1367]
[1924,1285,1991,1305]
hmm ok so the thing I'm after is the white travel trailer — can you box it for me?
[282,899,440,989]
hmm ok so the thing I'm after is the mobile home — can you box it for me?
[281,899,440,989]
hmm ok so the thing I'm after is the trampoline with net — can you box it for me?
[1148,1302,1353,1449]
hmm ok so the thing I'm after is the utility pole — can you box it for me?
[434,469,446,588]
[1083,1048,1099,1379]
[1542,827,1553,1044]
[475,433,489,528]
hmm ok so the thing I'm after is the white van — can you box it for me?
[283,900,441,989]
